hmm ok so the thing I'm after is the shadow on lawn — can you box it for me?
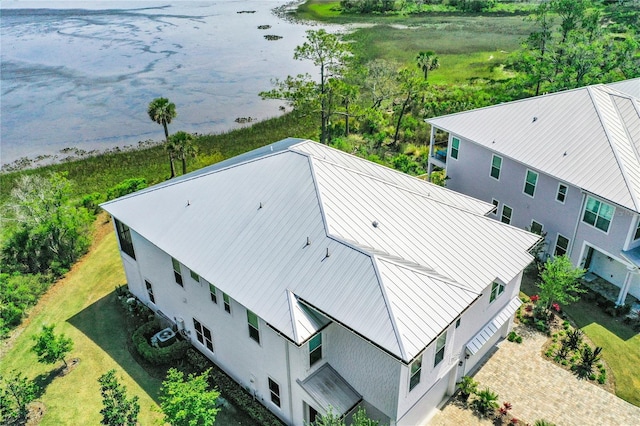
[67,288,164,403]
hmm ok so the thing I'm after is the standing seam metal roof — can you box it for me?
[102,139,538,362]
[426,82,640,212]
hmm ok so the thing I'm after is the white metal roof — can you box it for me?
[427,81,640,212]
[102,140,538,362]
[298,364,362,415]
[608,78,640,99]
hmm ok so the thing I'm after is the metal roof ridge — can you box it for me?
[588,85,640,211]
[292,141,493,214]
[610,92,640,211]
[310,155,492,215]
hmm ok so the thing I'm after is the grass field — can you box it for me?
[520,270,640,407]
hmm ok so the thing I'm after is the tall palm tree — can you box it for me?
[148,97,177,178]
[169,131,198,175]
[415,51,440,81]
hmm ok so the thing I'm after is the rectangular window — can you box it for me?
[557,184,568,203]
[247,310,260,344]
[501,205,513,224]
[490,155,502,180]
[268,378,281,408]
[190,270,200,282]
[634,220,640,241]
[309,334,322,367]
[455,318,461,328]
[145,280,155,304]
[115,219,136,259]
[223,293,231,314]
[491,199,499,215]
[530,220,544,235]
[582,196,614,233]
[434,333,447,367]
[409,355,422,391]
[490,282,504,303]
[450,137,460,160]
[171,257,183,286]
[524,170,538,197]
[209,284,218,304]
[193,318,214,353]
[555,234,570,257]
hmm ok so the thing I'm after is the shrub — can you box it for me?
[471,388,499,416]
[131,320,189,365]
[105,178,147,201]
[507,331,517,342]
[456,376,478,401]
[81,192,105,214]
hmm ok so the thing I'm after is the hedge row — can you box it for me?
[132,320,190,365]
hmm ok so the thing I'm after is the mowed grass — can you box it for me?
[520,271,640,407]
[0,217,164,425]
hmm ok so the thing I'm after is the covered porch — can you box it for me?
[581,244,640,306]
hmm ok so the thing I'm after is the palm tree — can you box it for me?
[168,131,198,175]
[148,97,177,178]
[415,50,440,81]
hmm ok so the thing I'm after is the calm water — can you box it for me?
[0,1,325,167]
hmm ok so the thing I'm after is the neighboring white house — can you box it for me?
[427,78,640,305]
[102,138,539,425]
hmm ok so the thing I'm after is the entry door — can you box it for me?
[584,246,595,270]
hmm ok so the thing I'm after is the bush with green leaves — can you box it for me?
[131,320,189,366]
[159,368,219,426]
[97,369,140,426]
[0,273,51,338]
[105,177,147,201]
[471,387,499,416]
[0,371,39,423]
[456,375,478,401]
[31,324,74,368]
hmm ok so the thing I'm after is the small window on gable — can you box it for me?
[115,219,136,260]
[171,257,183,287]
[309,334,322,367]
[434,332,447,367]
[190,270,200,282]
[490,282,504,303]
[501,205,513,224]
[490,155,502,180]
[455,318,461,328]
[451,137,460,160]
[530,220,543,235]
[409,355,422,391]
[555,234,570,257]
[247,310,260,344]
[582,196,614,233]
[524,170,538,197]
[268,378,281,408]
[223,293,231,314]
[556,184,568,203]
[634,220,640,241]
[209,284,218,304]
[145,280,155,304]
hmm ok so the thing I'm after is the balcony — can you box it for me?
[430,149,447,168]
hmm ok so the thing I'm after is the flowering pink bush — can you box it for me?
[511,418,519,424]
[552,303,561,312]
[530,295,540,303]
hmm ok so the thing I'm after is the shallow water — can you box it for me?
[0,1,325,167]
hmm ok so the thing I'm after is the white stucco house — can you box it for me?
[102,138,539,425]
[427,78,640,306]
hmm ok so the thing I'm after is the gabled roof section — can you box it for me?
[608,78,640,99]
[102,139,538,362]
[427,80,640,212]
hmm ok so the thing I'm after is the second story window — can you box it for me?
[115,219,136,259]
[434,332,447,367]
[524,170,538,197]
[145,280,155,304]
[555,234,569,257]
[309,333,322,367]
[171,258,183,286]
[209,284,218,304]
[490,282,504,303]
[190,270,200,282]
[451,137,460,159]
[223,293,231,314]
[583,196,614,233]
[530,220,543,235]
[409,355,422,391]
[501,205,512,224]
[556,184,568,203]
[247,310,260,344]
[490,155,502,180]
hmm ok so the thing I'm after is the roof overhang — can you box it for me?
[297,364,362,416]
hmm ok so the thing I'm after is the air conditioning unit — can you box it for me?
[151,327,176,348]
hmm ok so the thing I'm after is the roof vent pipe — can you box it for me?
[532,116,538,122]
[325,247,330,258]
[259,202,263,209]
[306,237,311,246]
[372,220,379,228]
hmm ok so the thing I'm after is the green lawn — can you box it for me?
[520,270,640,407]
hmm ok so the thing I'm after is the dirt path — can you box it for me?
[0,213,114,359]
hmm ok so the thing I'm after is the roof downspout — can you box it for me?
[285,339,294,424]
[569,192,587,261]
